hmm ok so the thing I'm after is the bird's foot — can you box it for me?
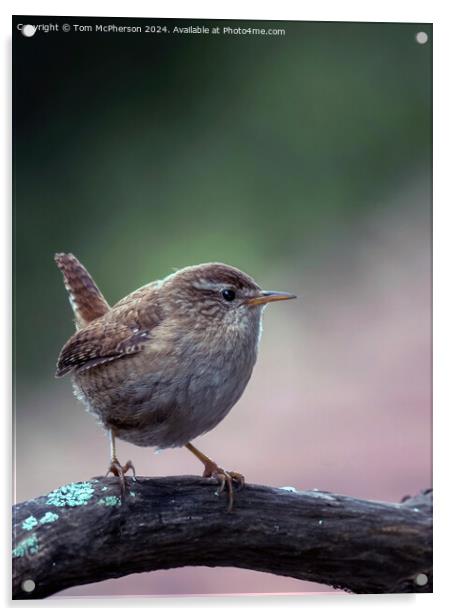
[105,458,137,497]
[202,461,245,513]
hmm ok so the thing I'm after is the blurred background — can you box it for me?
[13,17,432,597]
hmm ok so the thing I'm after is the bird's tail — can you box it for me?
[55,252,110,330]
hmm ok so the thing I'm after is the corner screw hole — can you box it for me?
[21,578,36,593]
[21,24,37,37]
[415,32,428,45]
[415,573,428,586]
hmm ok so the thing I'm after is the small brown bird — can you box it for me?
[55,253,295,510]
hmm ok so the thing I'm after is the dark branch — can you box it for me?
[12,476,432,599]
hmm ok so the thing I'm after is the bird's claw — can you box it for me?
[105,458,137,497]
[203,464,245,513]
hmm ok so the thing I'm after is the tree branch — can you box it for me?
[12,476,432,599]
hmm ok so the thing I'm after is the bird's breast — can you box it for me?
[73,314,261,447]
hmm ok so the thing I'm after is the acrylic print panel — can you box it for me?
[12,16,432,598]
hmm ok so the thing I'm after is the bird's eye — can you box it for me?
[222,289,236,302]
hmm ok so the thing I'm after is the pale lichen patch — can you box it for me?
[98,495,121,507]
[39,511,59,525]
[13,534,39,558]
[46,482,95,507]
[21,516,38,531]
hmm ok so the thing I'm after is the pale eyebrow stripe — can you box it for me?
[192,280,225,291]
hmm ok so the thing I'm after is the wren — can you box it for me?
[55,253,296,511]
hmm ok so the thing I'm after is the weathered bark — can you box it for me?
[12,476,432,599]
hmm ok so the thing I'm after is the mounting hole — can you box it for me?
[21,24,37,37]
[415,573,428,586]
[415,31,428,45]
[21,579,36,593]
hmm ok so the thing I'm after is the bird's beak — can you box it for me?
[246,290,297,306]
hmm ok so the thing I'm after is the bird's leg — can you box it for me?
[105,428,136,496]
[185,442,244,513]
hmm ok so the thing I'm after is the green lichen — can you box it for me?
[13,534,39,558]
[39,511,59,525]
[101,486,108,491]
[46,481,95,507]
[98,495,121,507]
[21,516,38,531]
[129,491,136,498]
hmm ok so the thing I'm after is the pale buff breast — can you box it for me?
[72,310,262,448]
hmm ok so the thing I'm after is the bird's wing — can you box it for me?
[55,295,163,377]
[55,253,110,330]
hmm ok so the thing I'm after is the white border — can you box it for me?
[2,1,449,613]
[0,0,441,22]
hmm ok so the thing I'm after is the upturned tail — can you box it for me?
[55,252,110,330]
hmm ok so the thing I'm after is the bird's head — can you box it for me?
[161,263,296,329]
